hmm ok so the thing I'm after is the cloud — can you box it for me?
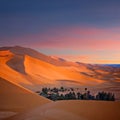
[1,26,120,50]
[1,25,120,64]
[22,26,120,51]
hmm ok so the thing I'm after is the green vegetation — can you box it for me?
[36,87,115,101]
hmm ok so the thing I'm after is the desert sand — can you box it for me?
[0,47,105,92]
[0,77,50,119]
[0,46,120,120]
[0,46,120,99]
[6,100,120,120]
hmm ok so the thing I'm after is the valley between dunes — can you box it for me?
[0,46,120,120]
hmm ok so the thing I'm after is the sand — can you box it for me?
[7,100,120,120]
[0,47,120,98]
[0,49,104,92]
[0,46,120,120]
[0,77,51,119]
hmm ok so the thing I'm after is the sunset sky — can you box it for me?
[0,0,120,64]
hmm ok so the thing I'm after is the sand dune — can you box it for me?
[24,55,104,87]
[0,77,50,119]
[0,46,120,98]
[0,48,104,91]
[7,100,120,120]
[0,50,32,85]
[0,46,78,66]
[0,46,120,120]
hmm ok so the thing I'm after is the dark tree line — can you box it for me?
[37,87,115,101]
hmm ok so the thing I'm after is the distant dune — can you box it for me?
[7,100,120,120]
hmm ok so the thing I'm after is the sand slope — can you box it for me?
[7,100,120,120]
[24,55,103,86]
[0,50,32,85]
[0,77,50,112]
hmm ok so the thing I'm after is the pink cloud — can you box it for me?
[25,26,120,51]
[2,25,120,64]
[4,26,120,51]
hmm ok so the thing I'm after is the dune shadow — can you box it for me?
[6,55,26,74]
[56,79,81,84]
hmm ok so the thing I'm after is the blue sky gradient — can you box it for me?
[0,0,120,63]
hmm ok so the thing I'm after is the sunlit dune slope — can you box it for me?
[8,100,120,120]
[25,55,103,86]
[0,77,50,112]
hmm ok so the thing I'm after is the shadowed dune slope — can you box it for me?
[0,77,50,112]
[6,54,25,74]
[7,100,120,120]
[0,50,35,88]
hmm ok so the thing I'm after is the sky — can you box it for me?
[0,0,120,64]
